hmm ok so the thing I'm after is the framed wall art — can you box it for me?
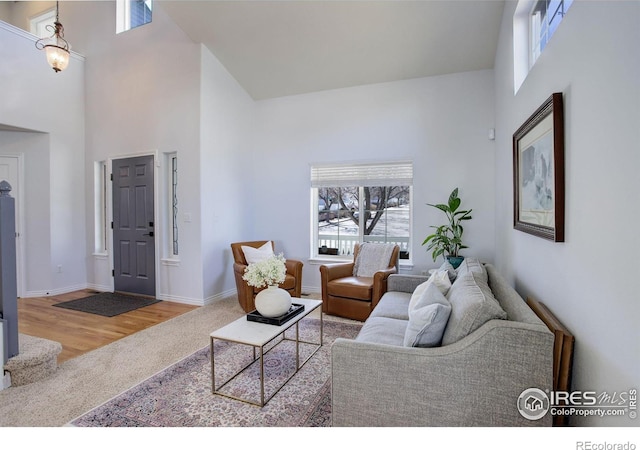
[513,92,565,242]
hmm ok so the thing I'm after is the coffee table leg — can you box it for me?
[259,345,265,406]
[210,336,215,394]
[296,321,300,369]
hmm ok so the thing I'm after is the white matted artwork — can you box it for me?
[513,93,565,242]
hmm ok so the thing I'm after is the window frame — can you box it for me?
[310,161,413,264]
[29,7,56,38]
[513,0,573,94]
[165,152,179,259]
[93,161,108,255]
[116,0,153,34]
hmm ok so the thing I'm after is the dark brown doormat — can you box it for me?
[53,292,161,317]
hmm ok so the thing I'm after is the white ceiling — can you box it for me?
[159,1,505,100]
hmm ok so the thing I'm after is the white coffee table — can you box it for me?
[210,298,322,407]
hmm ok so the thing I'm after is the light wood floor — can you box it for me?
[17,289,199,364]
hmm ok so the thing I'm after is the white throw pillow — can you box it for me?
[408,270,451,312]
[403,283,452,347]
[241,241,274,264]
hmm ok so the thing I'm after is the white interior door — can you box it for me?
[0,156,23,298]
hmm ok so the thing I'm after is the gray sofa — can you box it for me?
[331,261,554,426]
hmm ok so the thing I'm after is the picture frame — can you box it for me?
[513,92,565,242]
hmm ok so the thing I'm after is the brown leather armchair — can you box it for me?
[231,241,303,313]
[319,243,400,321]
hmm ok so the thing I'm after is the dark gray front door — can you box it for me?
[112,155,155,296]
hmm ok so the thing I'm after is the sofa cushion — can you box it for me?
[327,276,373,301]
[455,257,488,283]
[241,241,274,264]
[407,270,451,312]
[369,291,411,320]
[403,283,451,347]
[355,317,407,346]
[442,271,507,345]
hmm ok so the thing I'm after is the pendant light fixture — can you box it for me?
[34,1,71,73]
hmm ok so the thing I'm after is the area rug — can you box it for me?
[70,318,361,427]
[53,292,161,317]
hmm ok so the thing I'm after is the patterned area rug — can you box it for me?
[53,292,160,317]
[70,318,361,427]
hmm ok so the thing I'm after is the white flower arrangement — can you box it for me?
[242,253,287,288]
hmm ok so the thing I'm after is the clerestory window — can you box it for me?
[529,0,574,67]
[513,0,574,93]
[116,0,152,34]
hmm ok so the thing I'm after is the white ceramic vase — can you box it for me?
[254,285,292,317]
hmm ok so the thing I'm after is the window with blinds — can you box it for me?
[311,161,412,260]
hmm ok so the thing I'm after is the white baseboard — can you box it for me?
[22,284,89,298]
[1,372,11,391]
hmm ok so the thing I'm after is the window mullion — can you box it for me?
[358,186,365,243]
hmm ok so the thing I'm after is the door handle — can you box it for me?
[143,231,154,237]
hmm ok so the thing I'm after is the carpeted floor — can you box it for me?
[53,292,161,317]
[0,294,359,427]
[70,319,361,427]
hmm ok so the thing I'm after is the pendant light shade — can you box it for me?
[35,2,70,73]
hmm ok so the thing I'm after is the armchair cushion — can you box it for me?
[353,243,397,277]
[327,276,374,301]
[241,241,274,264]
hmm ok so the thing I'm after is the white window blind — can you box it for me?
[310,161,413,188]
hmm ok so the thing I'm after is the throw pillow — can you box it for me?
[241,241,274,264]
[408,270,451,312]
[441,271,507,345]
[403,283,452,347]
[455,257,487,283]
[438,260,457,282]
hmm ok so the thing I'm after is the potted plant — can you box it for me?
[243,253,292,317]
[421,187,472,269]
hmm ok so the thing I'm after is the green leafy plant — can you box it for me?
[422,187,472,262]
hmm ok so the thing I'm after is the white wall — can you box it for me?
[200,44,255,302]
[78,3,205,304]
[0,21,86,297]
[494,1,640,425]
[249,70,497,290]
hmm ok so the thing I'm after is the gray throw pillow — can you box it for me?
[438,260,457,282]
[455,257,488,283]
[403,283,452,347]
[441,271,507,345]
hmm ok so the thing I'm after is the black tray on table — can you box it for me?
[247,303,305,326]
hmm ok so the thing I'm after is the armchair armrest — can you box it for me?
[233,262,247,276]
[285,259,303,277]
[285,259,303,297]
[319,262,355,282]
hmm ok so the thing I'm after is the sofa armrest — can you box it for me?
[371,268,399,308]
[331,320,554,427]
[386,274,428,293]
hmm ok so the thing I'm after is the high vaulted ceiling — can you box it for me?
[159,1,505,100]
